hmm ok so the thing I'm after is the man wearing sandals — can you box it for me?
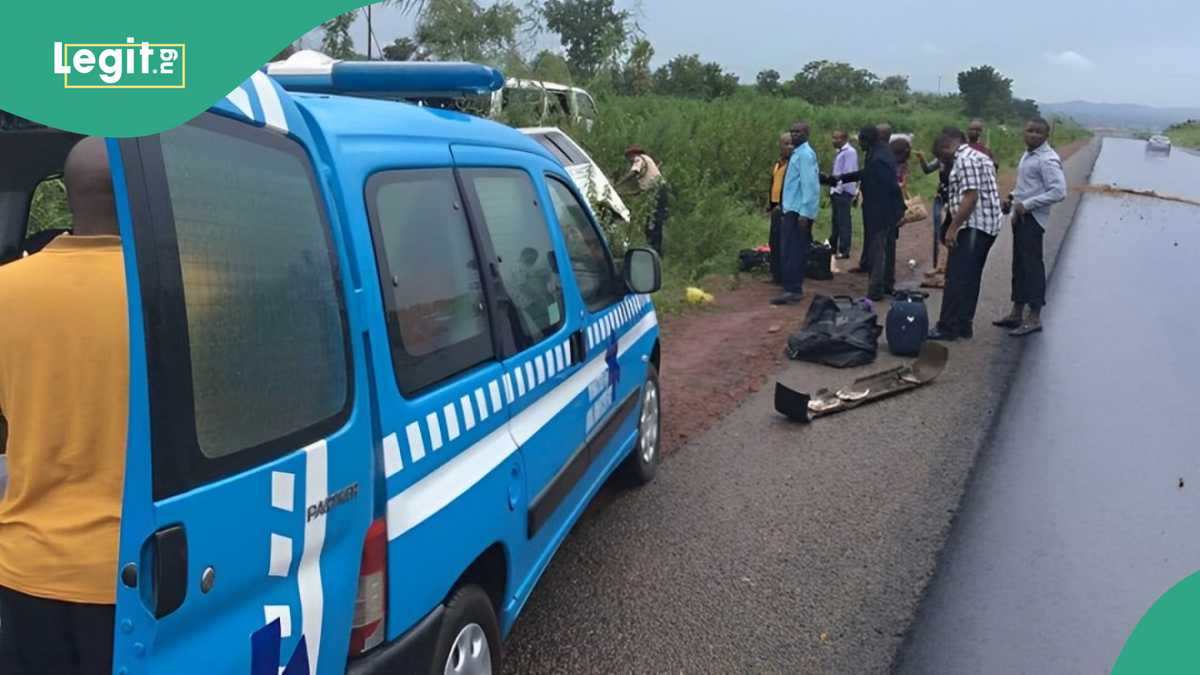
[993,117,1067,337]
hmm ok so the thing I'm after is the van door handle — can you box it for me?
[570,329,587,364]
[142,524,189,618]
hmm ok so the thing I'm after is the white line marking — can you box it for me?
[475,389,490,421]
[503,374,515,404]
[383,432,404,476]
[460,395,476,431]
[387,426,518,540]
[556,343,566,370]
[264,605,293,638]
[536,355,547,383]
[298,440,327,669]
[545,350,556,378]
[489,380,502,413]
[515,367,526,396]
[406,423,427,462]
[444,403,461,441]
[225,85,254,120]
[271,472,294,512]
[387,311,658,541]
[425,413,443,451]
[250,71,288,132]
[524,362,536,389]
[269,534,292,577]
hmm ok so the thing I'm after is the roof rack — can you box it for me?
[266,50,504,98]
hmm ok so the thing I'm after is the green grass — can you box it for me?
[1165,122,1200,150]
[555,92,1089,312]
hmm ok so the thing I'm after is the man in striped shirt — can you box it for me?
[928,127,1003,341]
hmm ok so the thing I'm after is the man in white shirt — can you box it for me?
[993,117,1067,336]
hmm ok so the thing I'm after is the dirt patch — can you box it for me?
[1074,184,1200,207]
[656,137,1089,454]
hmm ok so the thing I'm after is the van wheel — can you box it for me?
[621,363,661,486]
[431,584,501,675]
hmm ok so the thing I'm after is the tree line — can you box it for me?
[316,0,1041,121]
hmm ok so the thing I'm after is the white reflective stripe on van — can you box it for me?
[386,311,658,541]
[225,84,254,120]
[298,439,328,670]
[250,71,288,132]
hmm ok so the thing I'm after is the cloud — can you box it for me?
[1046,50,1094,68]
[919,41,944,56]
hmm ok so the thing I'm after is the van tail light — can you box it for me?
[349,518,388,657]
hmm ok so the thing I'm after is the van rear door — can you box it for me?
[111,77,373,675]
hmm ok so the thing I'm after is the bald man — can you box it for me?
[0,136,128,675]
[772,121,820,305]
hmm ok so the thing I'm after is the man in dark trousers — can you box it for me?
[771,121,820,305]
[834,126,905,301]
[851,121,896,273]
[828,130,858,260]
[993,116,1067,336]
[928,128,1004,341]
[767,132,793,283]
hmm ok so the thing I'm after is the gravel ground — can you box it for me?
[497,137,1101,673]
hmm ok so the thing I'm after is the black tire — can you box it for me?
[621,363,661,486]
[429,584,501,675]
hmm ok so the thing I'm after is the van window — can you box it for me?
[531,134,573,166]
[546,177,622,310]
[139,114,352,498]
[502,86,544,121]
[27,177,72,236]
[366,169,494,396]
[547,132,588,165]
[575,92,597,119]
[461,169,565,348]
[550,92,571,117]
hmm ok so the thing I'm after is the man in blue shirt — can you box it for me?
[772,121,820,305]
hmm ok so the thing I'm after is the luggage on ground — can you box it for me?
[786,294,881,368]
[738,246,770,271]
[886,290,929,356]
[806,241,833,280]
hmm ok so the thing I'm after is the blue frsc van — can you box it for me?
[0,61,662,674]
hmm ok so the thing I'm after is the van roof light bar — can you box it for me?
[266,50,504,98]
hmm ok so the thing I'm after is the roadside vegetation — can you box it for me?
[1164,121,1200,149]
[317,1,1089,312]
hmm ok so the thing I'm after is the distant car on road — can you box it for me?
[520,127,630,223]
[1147,135,1172,155]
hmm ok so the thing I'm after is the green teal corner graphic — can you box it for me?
[1,2,367,137]
[1112,570,1200,674]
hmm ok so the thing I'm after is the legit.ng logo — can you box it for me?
[53,38,185,89]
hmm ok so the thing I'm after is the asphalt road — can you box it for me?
[896,138,1200,674]
[501,138,1103,674]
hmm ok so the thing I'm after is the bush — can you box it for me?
[549,93,1088,303]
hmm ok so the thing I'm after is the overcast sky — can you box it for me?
[300,0,1198,108]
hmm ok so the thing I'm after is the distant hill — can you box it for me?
[1041,101,1200,132]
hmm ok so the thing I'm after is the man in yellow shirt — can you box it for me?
[767,132,792,284]
[0,136,128,675]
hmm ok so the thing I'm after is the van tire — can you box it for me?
[430,584,501,675]
[621,363,661,486]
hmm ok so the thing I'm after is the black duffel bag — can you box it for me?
[786,295,881,368]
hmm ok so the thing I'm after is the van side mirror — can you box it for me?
[623,247,661,294]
